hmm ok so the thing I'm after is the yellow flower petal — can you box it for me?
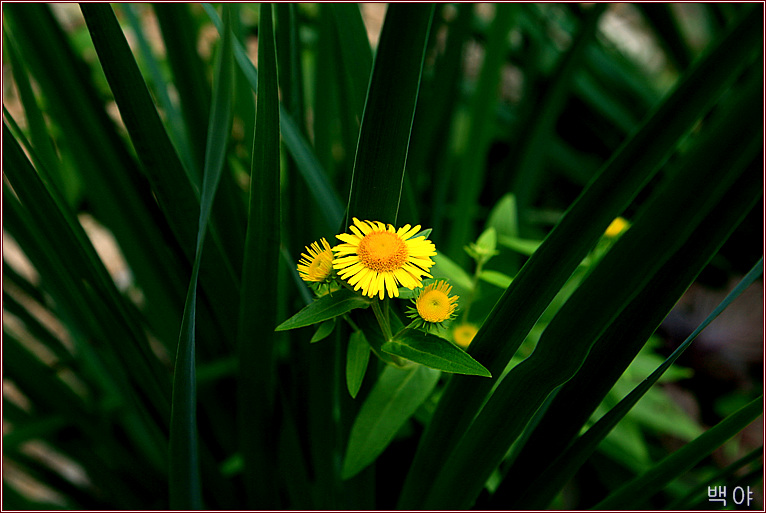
[332,219,437,298]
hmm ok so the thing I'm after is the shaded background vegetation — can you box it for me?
[2,3,763,510]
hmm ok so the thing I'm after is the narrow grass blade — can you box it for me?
[667,445,763,509]
[594,396,763,509]
[79,4,200,256]
[526,257,764,509]
[154,3,211,183]
[275,4,305,126]
[3,181,170,476]
[118,4,197,181]
[4,37,62,194]
[329,3,372,119]
[346,4,434,226]
[420,69,761,508]
[399,10,762,506]
[494,68,764,507]
[5,4,189,333]
[202,3,344,231]
[446,4,514,261]
[169,5,234,509]
[3,123,172,416]
[510,5,607,231]
[341,365,440,480]
[236,3,281,506]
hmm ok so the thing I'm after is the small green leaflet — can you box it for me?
[275,289,370,331]
[382,332,491,377]
[310,319,336,343]
[346,331,370,398]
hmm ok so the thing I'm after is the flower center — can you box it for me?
[308,251,333,281]
[357,231,408,272]
[417,290,451,322]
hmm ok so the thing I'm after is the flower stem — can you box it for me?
[462,259,484,322]
[371,299,394,342]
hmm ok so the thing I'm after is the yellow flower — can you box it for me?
[297,238,334,282]
[452,323,478,349]
[333,218,437,299]
[407,280,458,329]
[605,217,629,238]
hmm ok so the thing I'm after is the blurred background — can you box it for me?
[3,3,762,509]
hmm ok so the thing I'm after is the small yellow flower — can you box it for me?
[605,217,629,238]
[452,323,478,349]
[297,238,334,283]
[407,280,458,329]
[333,218,437,299]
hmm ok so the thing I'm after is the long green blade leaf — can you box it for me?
[202,2,344,230]
[400,10,762,506]
[421,64,761,507]
[237,3,281,507]
[494,66,764,507]
[446,3,514,261]
[594,396,763,509]
[346,4,434,226]
[169,5,234,509]
[329,3,373,119]
[516,256,764,509]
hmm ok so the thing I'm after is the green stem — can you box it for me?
[371,300,393,342]
[461,259,484,322]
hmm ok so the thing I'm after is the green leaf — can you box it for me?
[475,227,498,257]
[118,4,197,183]
[486,194,520,239]
[466,227,499,264]
[154,4,211,184]
[275,289,371,331]
[400,9,763,506]
[446,4,515,262]
[478,270,513,289]
[80,4,242,347]
[329,3,373,119]
[517,256,764,509]
[511,5,607,230]
[346,331,371,398]
[4,37,63,195]
[594,396,763,510]
[311,319,336,343]
[79,4,200,259]
[342,365,441,480]
[382,333,491,377]
[431,252,474,296]
[236,3,281,508]
[493,69,764,509]
[169,4,235,509]
[346,4,435,225]
[497,235,542,256]
[5,3,189,342]
[413,227,433,240]
[202,3,344,231]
